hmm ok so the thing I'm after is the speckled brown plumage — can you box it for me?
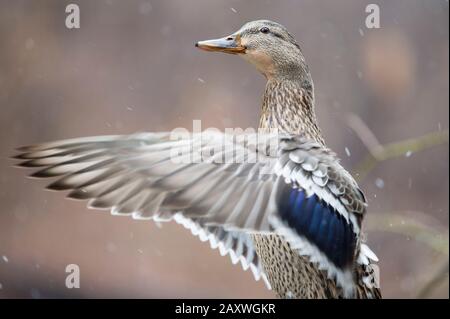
[259,80,324,145]
[252,233,342,298]
[253,51,381,299]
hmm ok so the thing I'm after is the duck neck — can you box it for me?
[259,79,325,146]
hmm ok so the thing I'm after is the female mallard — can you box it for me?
[15,20,381,299]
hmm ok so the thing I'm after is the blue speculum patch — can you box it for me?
[277,186,357,269]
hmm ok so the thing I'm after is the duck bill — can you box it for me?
[195,34,246,54]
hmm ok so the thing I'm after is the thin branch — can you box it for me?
[365,211,449,255]
[417,261,449,298]
[350,128,449,181]
[367,211,449,297]
[346,114,449,298]
[346,113,382,156]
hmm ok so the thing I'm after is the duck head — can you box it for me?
[196,20,311,82]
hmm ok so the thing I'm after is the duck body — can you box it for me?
[253,79,333,298]
[198,20,381,298]
[252,78,379,299]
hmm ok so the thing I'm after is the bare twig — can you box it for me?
[349,126,449,181]
[346,114,449,297]
[417,261,449,298]
[346,113,382,156]
[365,211,449,255]
[367,211,449,298]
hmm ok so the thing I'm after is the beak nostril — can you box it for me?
[226,37,234,41]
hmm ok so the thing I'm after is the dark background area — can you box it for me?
[0,0,448,298]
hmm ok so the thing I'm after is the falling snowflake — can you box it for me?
[375,178,384,189]
[359,28,365,36]
[285,291,295,298]
[197,77,205,84]
[154,221,163,229]
[30,288,41,299]
[25,38,35,50]
[230,7,237,13]
[405,150,412,157]
[2,255,8,263]
[345,147,351,157]
[139,2,152,15]
[106,242,117,253]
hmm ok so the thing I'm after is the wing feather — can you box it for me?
[14,132,371,293]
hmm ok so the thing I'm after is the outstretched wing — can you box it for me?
[14,131,368,295]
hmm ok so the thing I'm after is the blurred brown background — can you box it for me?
[0,0,448,298]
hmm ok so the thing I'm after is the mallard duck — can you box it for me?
[14,20,381,299]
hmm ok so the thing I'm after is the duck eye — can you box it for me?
[260,27,270,34]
